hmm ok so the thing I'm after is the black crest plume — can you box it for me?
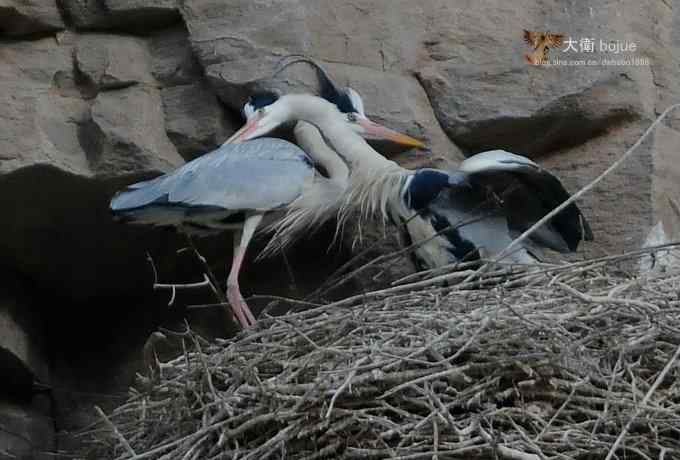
[271,54,357,114]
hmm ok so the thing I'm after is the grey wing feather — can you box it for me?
[111,138,313,213]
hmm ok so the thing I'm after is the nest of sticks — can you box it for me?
[85,245,680,460]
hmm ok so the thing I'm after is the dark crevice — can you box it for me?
[0,15,62,41]
[71,51,99,100]
[414,69,462,150]
[57,0,183,36]
[78,116,105,170]
[54,0,73,29]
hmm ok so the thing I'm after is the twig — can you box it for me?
[95,406,136,457]
[183,233,239,333]
[326,356,369,418]
[604,343,680,460]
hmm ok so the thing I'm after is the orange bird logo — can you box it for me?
[523,30,564,65]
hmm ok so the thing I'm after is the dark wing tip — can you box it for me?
[580,214,594,242]
[512,166,593,251]
[553,201,593,251]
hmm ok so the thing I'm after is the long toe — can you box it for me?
[241,299,257,327]
[227,286,250,329]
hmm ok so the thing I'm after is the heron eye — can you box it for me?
[347,113,357,123]
[257,108,266,115]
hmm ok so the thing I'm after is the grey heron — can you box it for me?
[400,152,593,268]
[228,93,593,270]
[276,57,592,264]
[110,93,425,329]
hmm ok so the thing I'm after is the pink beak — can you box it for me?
[225,115,261,144]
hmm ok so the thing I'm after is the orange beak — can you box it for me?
[357,118,427,149]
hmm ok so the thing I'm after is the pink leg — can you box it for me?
[226,213,262,328]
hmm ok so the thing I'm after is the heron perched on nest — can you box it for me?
[229,92,593,270]
[273,57,593,268]
[109,94,424,328]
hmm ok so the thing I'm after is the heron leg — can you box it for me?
[227,213,262,328]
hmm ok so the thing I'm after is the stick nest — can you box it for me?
[86,248,680,460]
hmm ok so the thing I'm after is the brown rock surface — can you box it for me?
[74,34,155,90]
[149,26,203,86]
[90,85,183,177]
[161,82,237,160]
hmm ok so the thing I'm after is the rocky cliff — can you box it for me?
[1,0,679,457]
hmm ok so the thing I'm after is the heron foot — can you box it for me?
[227,283,257,329]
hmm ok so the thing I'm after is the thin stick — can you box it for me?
[95,405,136,457]
[326,356,368,418]
[183,233,239,333]
[604,343,680,460]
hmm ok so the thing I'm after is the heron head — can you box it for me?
[242,91,279,120]
[342,111,426,149]
[334,87,426,149]
[227,91,426,149]
[226,91,291,144]
[254,55,427,148]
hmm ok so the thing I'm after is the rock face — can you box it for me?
[0,0,64,37]
[2,0,680,456]
[0,31,186,303]
[413,1,660,156]
[74,34,155,90]
[61,0,180,31]
[90,85,181,176]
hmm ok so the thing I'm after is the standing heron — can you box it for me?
[110,94,425,328]
[269,56,592,266]
[228,93,592,270]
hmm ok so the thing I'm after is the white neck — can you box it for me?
[283,94,408,226]
[293,121,348,187]
[261,95,410,256]
[284,94,400,172]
